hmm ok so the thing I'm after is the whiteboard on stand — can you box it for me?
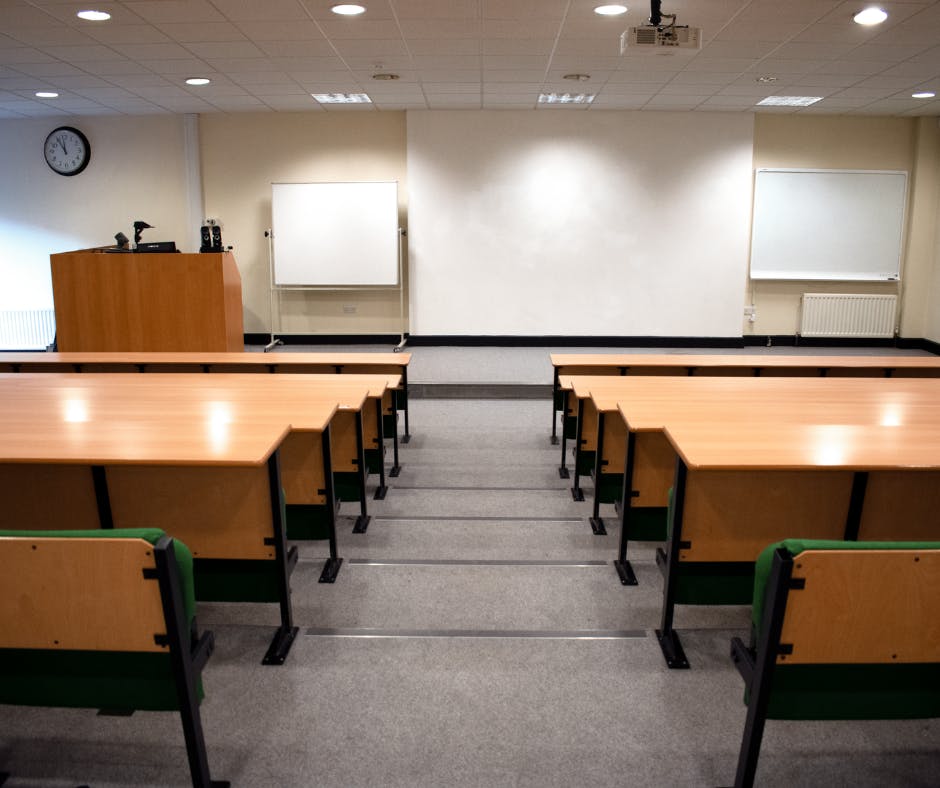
[271,181,399,286]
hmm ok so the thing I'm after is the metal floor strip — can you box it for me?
[369,515,584,522]
[347,558,609,567]
[389,485,568,492]
[305,627,648,640]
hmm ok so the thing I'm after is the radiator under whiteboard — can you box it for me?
[0,309,56,349]
[799,294,897,339]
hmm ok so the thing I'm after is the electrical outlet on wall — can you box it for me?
[743,305,757,322]
[342,304,357,314]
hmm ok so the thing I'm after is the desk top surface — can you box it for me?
[602,377,940,432]
[551,352,940,370]
[0,374,342,465]
[665,421,940,471]
[0,351,410,367]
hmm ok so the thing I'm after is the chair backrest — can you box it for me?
[772,546,940,665]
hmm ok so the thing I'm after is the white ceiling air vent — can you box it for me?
[620,25,702,52]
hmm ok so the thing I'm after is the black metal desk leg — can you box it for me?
[551,367,560,445]
[92,465,114,529]
[656,458,690,669]
[373,399,388,500]
[263,449,299,665]
[843,471,868,541]
[558,392,570,479]
[589,411,607,535]
[570,398,584,501]
[352,413,370,534]
[318,425,343,584]
[389,396,402,477]
[613,431,638,585]
[400,368,411,443]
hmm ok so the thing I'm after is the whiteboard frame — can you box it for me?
[748,168,908,282]
[271,181,400,287]
[265,180,406,350]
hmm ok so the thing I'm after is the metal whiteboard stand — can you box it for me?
[263,229,283,352]
[264,227,407,353]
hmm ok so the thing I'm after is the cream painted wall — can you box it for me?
[0,115,191,311]
[748,115,940,340]
[199,112,407,336]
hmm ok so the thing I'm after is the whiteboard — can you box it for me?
[749,169,907,281]
[271,181,399,286]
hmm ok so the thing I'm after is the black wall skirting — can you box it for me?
[243,333,940,356]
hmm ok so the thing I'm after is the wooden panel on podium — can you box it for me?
[50,249,244,351]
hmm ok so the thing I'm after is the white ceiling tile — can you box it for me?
[606,70,674,84]
[398,20,483,38]
[5,28,98,47]
[140,58,214,75]
[332,39,410,56]
[480,69,544,81]
[589,95,649,108]
[700,41,784,59]
[43,74,113,88]
[791,23,880,45]
[857,74,924,89]
[69,59,152,75]
[422,83,481,93]
[407,39,481,55]
[752,58,829,75]
[417,69,484,82]
[226,70,297,85]
[772,41,856,60]
[394,0,481,20]
[644,95,707,108]
[125,1,227,24]
[209,0,310,22]
[682,57,758,73]
[482,55,547,69]
[483,38,552,55]
[257,41,338,57]
[413,55,480,69]
[669,71,738,85]
[738,1,840,24]
[238,21,330,43]
[786,73,859,88]
[84,25,172,45]
[318,20,404,39]
[658,83,721,96]
[206,94,267,107]
[0,5,64,27]
[815,59,896,76]
[553,37,622,57]
[74,86,141,100]
[37,45,125,61]
[112,42,194,59]
[482,20,560,38]
[482,0,568,19]
[262,95,324,109]
[155,22,245,43]
[202,57,283,71]
[698,95,762,108]
[712,21,807,42]
[185,41,267,59]
[9,62,86,77]
[105,73,175,87]
[881,61,940,78]
[842,43,933,61]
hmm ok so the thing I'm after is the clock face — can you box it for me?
[44,126,90,176]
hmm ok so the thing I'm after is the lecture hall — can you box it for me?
[1,1,940,786]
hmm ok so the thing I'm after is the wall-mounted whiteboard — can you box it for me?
[749,168,907,281]
[271,181,399,286]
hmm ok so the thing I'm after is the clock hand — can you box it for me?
[58,136,68,156]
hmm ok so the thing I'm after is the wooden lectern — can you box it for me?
[50,249,244,352]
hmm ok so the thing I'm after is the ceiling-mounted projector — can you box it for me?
[620,24,701,52]
[621,0,701,53]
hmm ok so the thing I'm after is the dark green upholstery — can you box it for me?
[0,528,200,711]
[749,539,940,721]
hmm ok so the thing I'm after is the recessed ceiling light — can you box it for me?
[539,93,595,104]
[35,91,59,98]
[332,4,365,14]
[186,77,211,86]
[76,9,110,21]
[912,91,936,99]
[757,96,823,107]
[594,4,627,15]
[311,93,372,104]
[563,74,591,82]
[853,7,888,25]
[372,73,399,81]
[756,76,778,83]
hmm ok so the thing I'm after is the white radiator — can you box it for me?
[0,309,56,349]
[800,294,897,339]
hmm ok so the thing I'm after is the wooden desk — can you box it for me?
[560,375,940,540]
[657,417,940,669]
[0,350,414,443]
[550,352,940,444]
[0,376,311,665]
[50,249,244,352]
[2,371,397,536]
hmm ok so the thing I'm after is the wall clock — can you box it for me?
[43,126,90,176]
